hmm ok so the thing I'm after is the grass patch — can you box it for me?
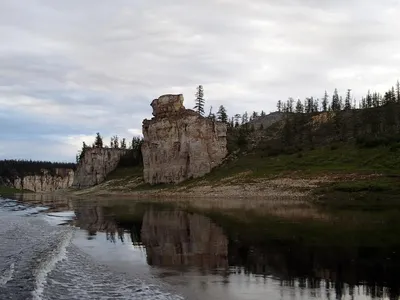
[315,176,400,210]
[101,144,400,193]
[181,144,400,185]
[106,166,143,181]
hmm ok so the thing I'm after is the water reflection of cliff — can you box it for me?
[15,193,73,212]
[141,210,228,269]
[73,202,400,299]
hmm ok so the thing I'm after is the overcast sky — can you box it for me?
[1,0,399,162]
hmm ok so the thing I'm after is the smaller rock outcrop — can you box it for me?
[1,168,75,192]
[142,94,228,184]
[72,148,127,188]
[14,168,74,192]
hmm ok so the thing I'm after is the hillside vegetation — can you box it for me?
[99,99,400,200]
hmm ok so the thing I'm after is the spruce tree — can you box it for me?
[331,89,340,111]
[241,112,249,124]
[113,135,119,148]
[396,80,400,103]
[295,99,304,113]
[194,85,205,116]
[322,91,329,112]
[217,105,228,123]
[344,89,352,110]
[234,114,241,127]
[277,100,282,112]
[121,138,126,149]
[366,90,372,108]
[94,133,103,148]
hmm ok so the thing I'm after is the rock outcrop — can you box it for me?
[8,168,74,192]
[142,94,227,184]
[141,210,228,269]
[72,148,128,188]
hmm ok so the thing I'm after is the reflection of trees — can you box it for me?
[228,240,400,299]
[73,203,400,299]
[74,205,122,242]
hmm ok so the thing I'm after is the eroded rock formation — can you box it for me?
[2,168,74,192]
[72,148,127,188]
[142,94,227,184]
[14,168,74,192]
[141,210,228,269]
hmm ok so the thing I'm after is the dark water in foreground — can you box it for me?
[1,194,400,300]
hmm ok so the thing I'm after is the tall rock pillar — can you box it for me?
[141,94,227,184]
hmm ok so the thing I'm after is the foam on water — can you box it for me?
[32,231,73,300]
[41,244,184,300]
[0,263,15,286]
[44,211,76,226]
[1,197,184,300]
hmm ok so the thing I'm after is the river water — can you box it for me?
[1,193,400,300]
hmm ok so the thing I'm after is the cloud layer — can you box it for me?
[1,0,399,161]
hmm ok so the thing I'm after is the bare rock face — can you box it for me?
[12,168,74,192]
[72,148,128,188]
[142,94,227,184]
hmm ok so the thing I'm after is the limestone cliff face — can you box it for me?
[142,94,227,184]
[12,168,74,192]
[72,148,127,188]
[141,210,228,269]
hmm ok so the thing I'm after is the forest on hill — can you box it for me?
[225,81,400,155]
[0,160,76,179]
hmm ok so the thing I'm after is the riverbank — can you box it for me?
[62,144,399,203]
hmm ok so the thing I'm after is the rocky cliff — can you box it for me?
[72,148,128,188]
[141,210,228,269]
[142,94,228,184]
[4,168,74,192]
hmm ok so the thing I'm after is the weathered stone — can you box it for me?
[12,168,74,192]
[142,94,228,184]
[72,148,128,188]
[150,94,185,118]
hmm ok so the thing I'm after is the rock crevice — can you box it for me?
[142,94,227,184]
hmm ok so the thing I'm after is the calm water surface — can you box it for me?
[1,193,400,300]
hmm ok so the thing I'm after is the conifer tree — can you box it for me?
[194,85,205,116]
[121,138,127,149]
[331,89,340,111]
[366,90,372,108]
[241,112,249,124]
[295,99,304,113]
[277,100,282,112]
[322,91,329,112]
[234,114,241,127]
[217,105,228,123]
[396,80,400,103]
[94,133,103,148]
[344,89,352,110]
